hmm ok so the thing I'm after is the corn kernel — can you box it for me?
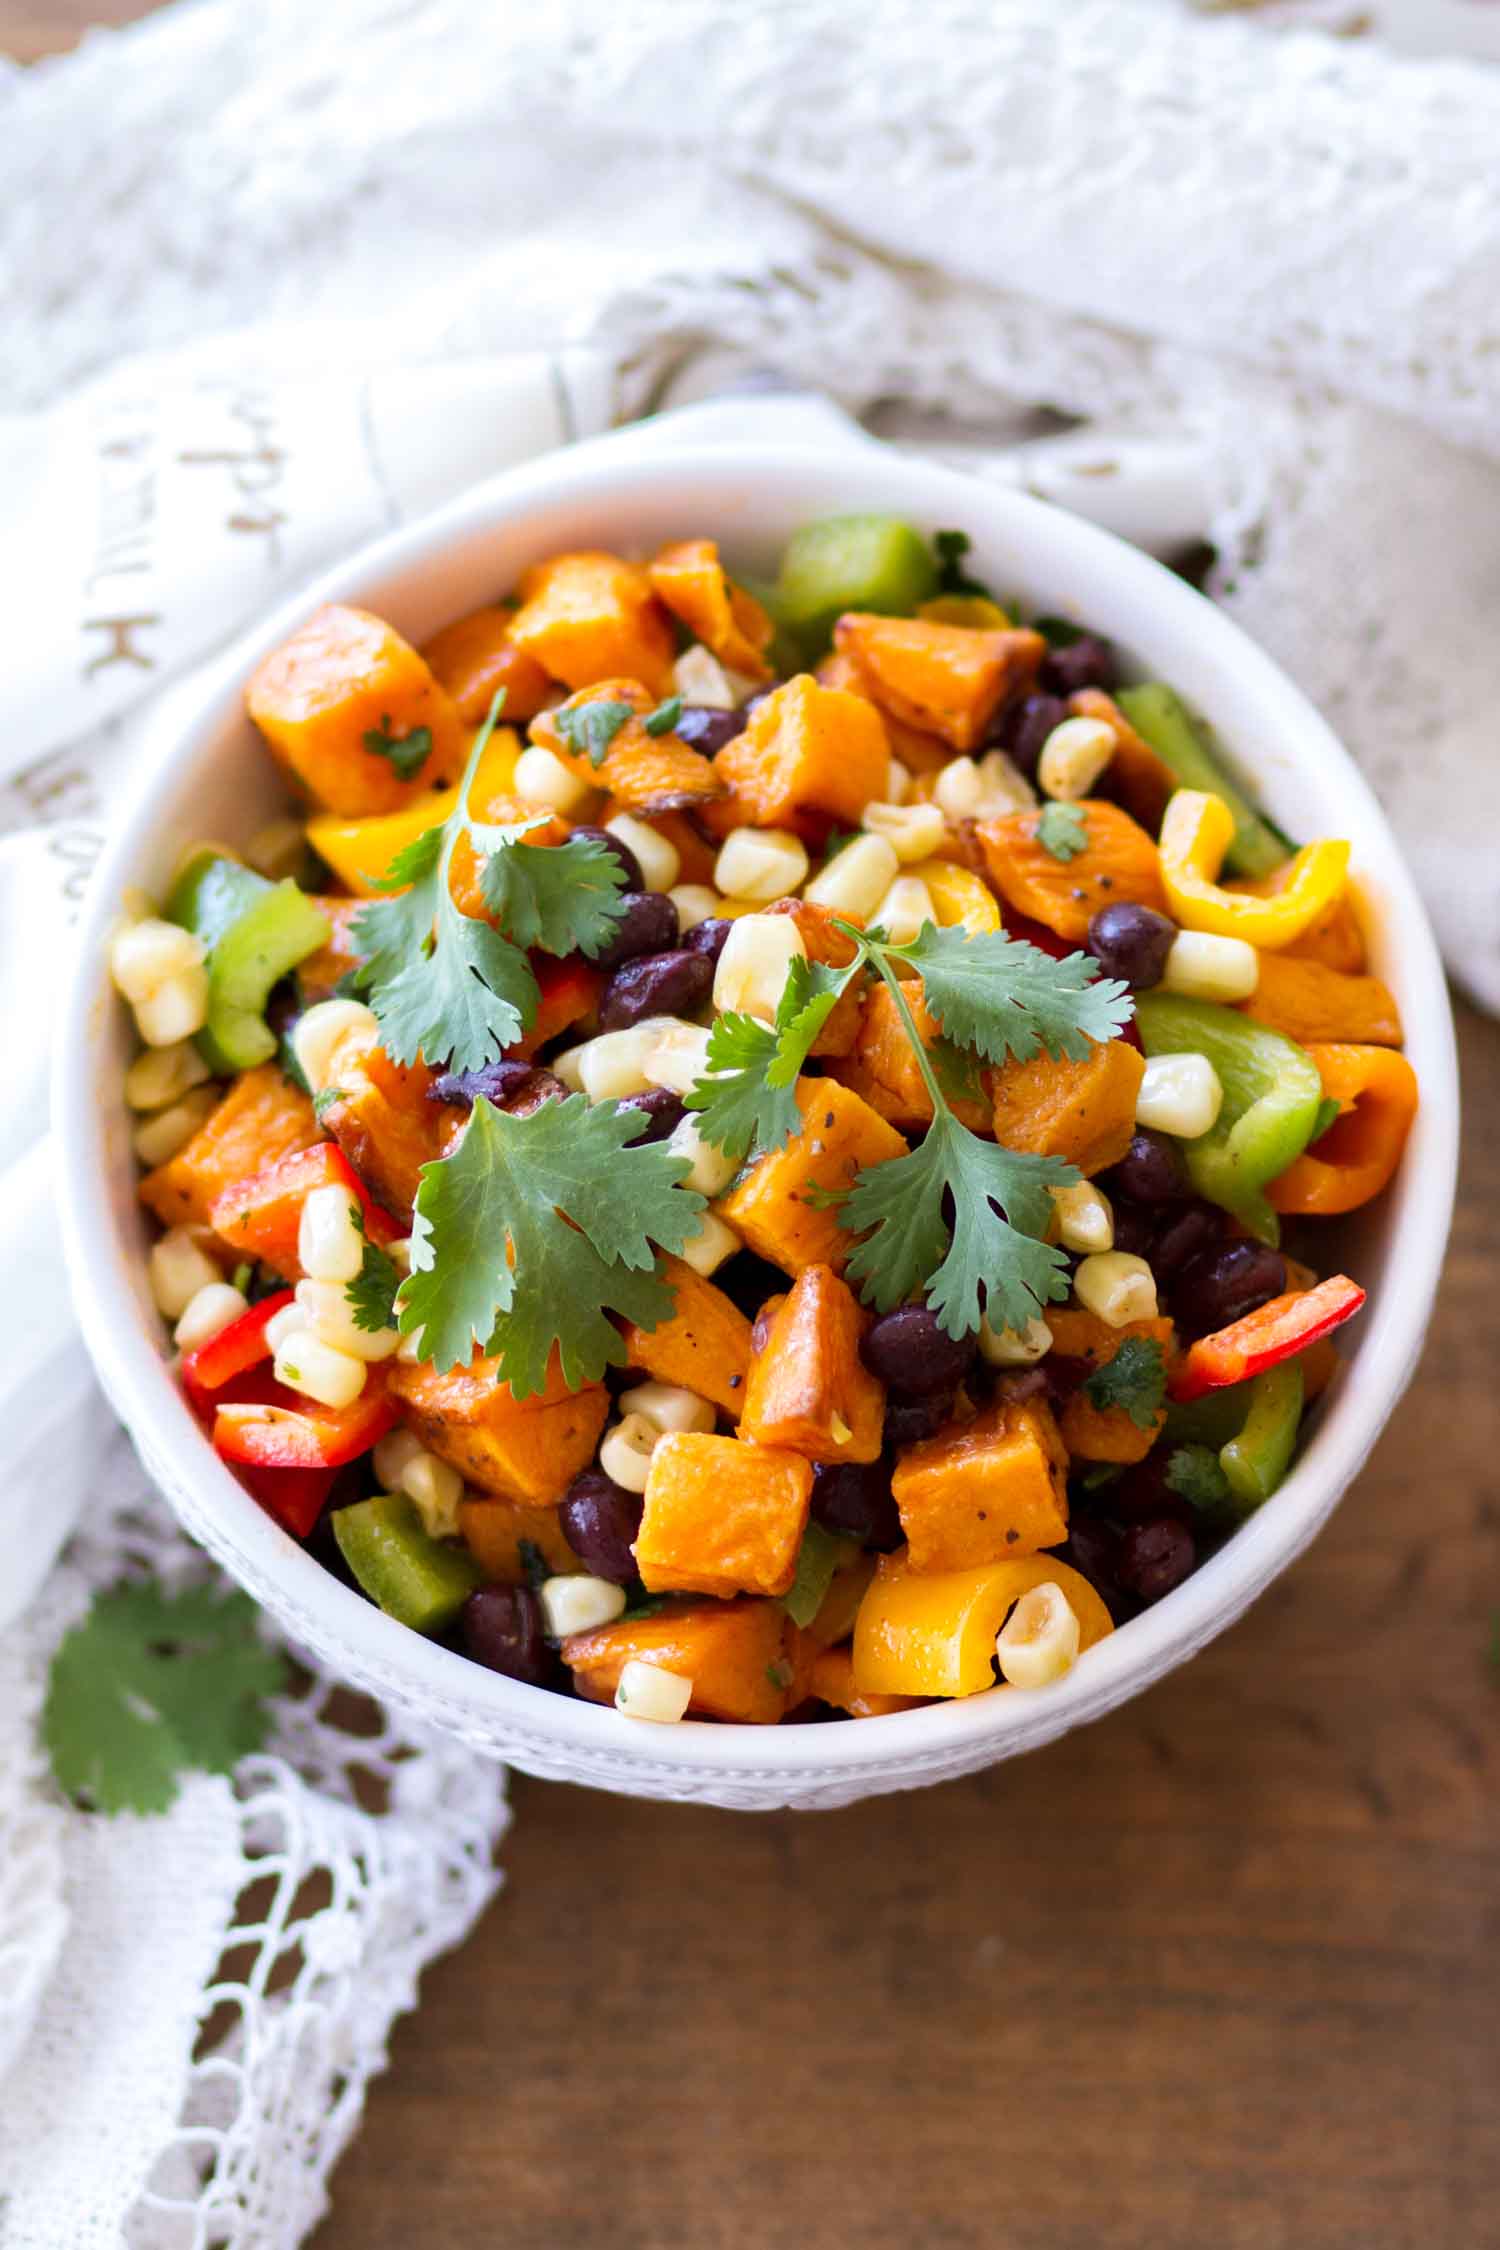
[665,1113,738,1196]
[860,800,946,864]
[677,1210,740,1277]
[571,1023,666,1102]
[551,1044,587,1092]
[599,1412,660,1492]
[373,1427,425,1492]
[273,1330,368,1409]
[513,744,597,816]
[713,913,806,1022]
[606,813,679,893]
[614,1659,693,1723]
[1135,1051,1224,1139]
[404,1450,465,1539]
[1074,1251,1159,1326]
[109,917,204,1005]
[804,833,900,921]
[132,1086,218,1167]
[125,1039,212,1113]
[297,1184,365,1284]
[294,1278,401,1361]
[714,825,809,904]
[977,1313,1054,1367]
[1050,1180,1115,1254]
[619,1380,716,1435]
[995,1582,1081,1688]
[541,1574,627,1637]
[1037,716,1116,802]
[871,875,937,945]
[264,1301,309,1355]
[1160,930,1260,1004]
[148,1227,223,1322]
[974,748,1038,814]
[933,757,985,822]
[668,883,720,933]
[291,998,377,1095]
[886,757,913,805]
[643,1019,714,1097]
[672,645,736,707]
[173,1281,249,1354]
[135,966,210,1048]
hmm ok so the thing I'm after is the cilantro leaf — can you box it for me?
[1036,802,1090,862]
[363,718,433,781]
[687,956,855,1161]
[1165,1442,1233,1513]
[779,1523,850,1629]
[476,824,628,957]
[555,698,635,768]
[932,528,995,600]
[44,1582,286,1815]
[516,1538,552,1592]
[312,1086,343,1121]
[346,1215,401,1334]
[399,1094,704,1397]
[1083,1336,1167,1429]
[643,695,684,737]
[895,922,1133,1064]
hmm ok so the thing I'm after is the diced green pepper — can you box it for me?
[1135,993,1323,1245]
[1115,683,1290,879]
[1219,1361,1304,1511]
[779,1523,858,1629]
[332,1493,483,1634]
[168,849,329,1075]
[1163,1379,1255,1449]
[771,513,939,658]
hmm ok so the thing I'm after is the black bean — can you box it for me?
[810,1460,902,1550]
[1171,1240,1287,1338]
[1086,902,1176,990]
[1058,1519,1126,1618]
[681,916,735,969]
[591,891,681,972]
[613,1088,686,1144]
[673,704,749,755]
[567,822,644,891]
[1116,1517,1197,1603]
[1111,1455,1192,1526]
[598,947,713,1032]
[559,1470,644,1584]
[1040,632,1118,697]
[1105,1197,1157,1263]
[883,1392,957,1446]
[461,1586,551,1683]
[860,1306,977,1397]
[993,692,1068,778]
[428,1057,538,1109]
[1107,1129,1191,1207]
[1151,1200,1227,1278]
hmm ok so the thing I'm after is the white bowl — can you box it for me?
[54,437,1459,1812]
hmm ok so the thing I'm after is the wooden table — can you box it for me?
[8,12,1498,2241]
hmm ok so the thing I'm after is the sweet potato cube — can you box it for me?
[806,1644,923,1718]
[713,675,889,826]
[832,613,1045,752]
[987,1038,1144,1175]
[715,1079,908,1277]
[390,1350,608,1504]
[1069,689,1176,832]
[764,898,865,1056]
[320,1019,464,1223]
[816,650,952,774]
[976,800,1167,943]
[247,604,469,818]
[635,1432,812,1598]
[139,1064,320,1232]
[648,538,774,681]
[508,551,676,698]
[740,1264,885,1464]
[421,604,553,724]
[1242,954,1403,1048]
[458,1498,584,1582]
[296,898,369,999]
[1047,1306,1176,1463]
[562,1599,789,1724]
[530,680,720,812]
[836,979,990,1132]
[892,1398,1070,1573]
[617,1254,755,1418]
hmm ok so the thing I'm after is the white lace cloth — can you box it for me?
[3,0,1498,2243]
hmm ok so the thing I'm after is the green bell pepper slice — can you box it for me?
[1115,683,1290,879]
[332,1493,483,1635]
[168,848,329,1075]
[1219,1361,1304,1510]
[1134,993,1323,1246]
[778,1523,860,1629]
[770,513,939,658]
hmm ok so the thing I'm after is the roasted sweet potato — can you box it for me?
[834,979,990,1132]
[987,1038,1144,1174]
[421,604,553,724]
[1047,1306,1177,1463]
[390,1349,608,1504]
[1069,689,1177,832]
[805,1644,923,1718]
[139,1065,320,1231]
[296,898,368,1000]
[740,1264,885,1463]
[764,897,865,1056]
[458,1497,584,1582]
[815,650,951,775]
[507,551,676,697]
[616,1254,755,1418]
[891,1397,1070,1573]
[976,800,1167,942]
[713,675,890,827]
[319,1017,464,1223]
[635,1432,813,1599]
[305,725,523,899]
[715,1079,908,1277]
[648,538,774,681]
[832,613,1045,752]
[1242,954,1403,1047]
[1228,867,1367,973]
[530,680,720,812]
[562,1598,789,1724]
[247,604,468,818]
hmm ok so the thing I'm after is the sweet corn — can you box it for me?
[292,998,378,1095]
[541,1574,627,1637]
[148,1227,224,1322]
[977,1314,1053,1367]
[933,757,985,822]
[677,1210,740,1277]
[995,1582,1081,1688]
[294,1278,401,1361]
[263,1301,308,1355]
[1036,716,1116,802]
[373,1427,425,1492]
[713,913,806,1022]
[614,1659,693,1723]
[132,1087,218,1167]
[571,1023,666,1102]
[599,1412,660,1493]
[245,816,309,880]
[606,812,679,893]
[804,833,900,921]
[886,757,913,805]
[672,645,736,707]
[1074,1251,1159,1326]
[974,748,1039,814]
[404,1450,465,1539]
[396,1326,426,1363]
[109,917,204,1005]
[871,875,937,945]
[551,1044,587,1092]
[860,799,947,864]
[665,1113,738,1196]
[1050,1179,1115,1254]
[1135,1051,1224,1139]
[513,744,597,816]
[297,1184,365,1284]
[668,883,720,932]
[134,966,210,1047]
[124,1039,212,1113]
[1160,929,1260,1004]
[273,1329,367,1410]
[714,825,809,904]
[619,1380,716,1435]
[644,1020,713,1096]
[173,1282,249,1354]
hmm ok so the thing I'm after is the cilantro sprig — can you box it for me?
[932,528,996,601]
[1037,802,1090,862]
[1083,1336,1167,1429]
[345,1212,401,1334]
[363,717,433,781]
[555,698,634,767]
[687,956,853,1162]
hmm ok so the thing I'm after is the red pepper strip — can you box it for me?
[509,954,603,1059]
[209,1141,402,1280]
[179,1290,293,1410]
[233,1460,337,1539]
[213,1368,397,1470]
[1170,1275,1367,1402]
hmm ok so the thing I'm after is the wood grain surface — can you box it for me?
[8,16,1497,2246]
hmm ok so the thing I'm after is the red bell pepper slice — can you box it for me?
[209,1141,401,1280]
[509,953,603,1060]
[179,1290,294,1411]
[233,1460,337,1539]
[1170,1274,1367,1402]
[213,1366,397,1470]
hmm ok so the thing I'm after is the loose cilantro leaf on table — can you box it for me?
[1165,1443,1234,1514]
[363,717,433,781]
[398,1094,704,1397]
[888,922,1131,1064]
[932,528,996,601]
[1036,802,1090,862]
[346,1214,401,1334]
[643,695,684,737]
[44,1582,286,1816]
[1083,1336,1167,1429]
[555,698,635,768]
[687,955,855,1162]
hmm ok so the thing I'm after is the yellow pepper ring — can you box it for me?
[852,1551,1114,1700]
[908,858,1003,936]
[1159,790,1349,949]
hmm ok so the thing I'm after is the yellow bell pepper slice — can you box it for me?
[852,1549,1113,1699]
[908,858,1003,936]
[305,726,521,895]
[1159,790,1349,949]
[918,594,1014,631]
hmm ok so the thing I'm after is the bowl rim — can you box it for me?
[52,433,1460,1783]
